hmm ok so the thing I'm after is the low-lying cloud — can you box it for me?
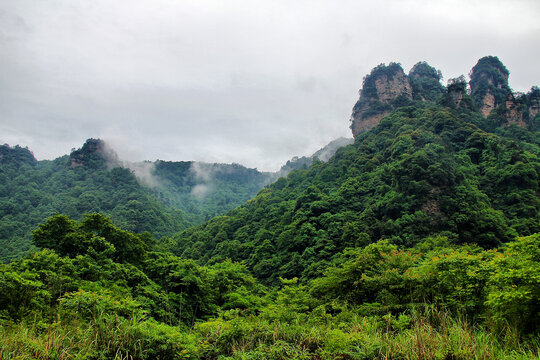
[101,141,162,188]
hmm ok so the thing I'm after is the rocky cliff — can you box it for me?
[350,56,538,138]
[469,56,512,118]
[503,94,526,127]
[350,63,412,136]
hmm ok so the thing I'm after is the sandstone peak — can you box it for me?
[469,56,511,117]
[350,56,538,138]
[408,62,445,102]
[350,63,412,137]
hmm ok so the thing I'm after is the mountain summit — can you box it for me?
[350,56,539,138]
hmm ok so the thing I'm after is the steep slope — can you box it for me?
[350,63,413,135]
[351,56,540,138]
[469,56,512,118]
[1,56,539,357]
[146,137,354,223]
[409,61,446,101]
[1,136,354,262]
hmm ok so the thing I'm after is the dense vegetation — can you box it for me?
[409,62,446,101]
[1,214,539,359]
[469,56,511,110]
[0,142,187,262]
[151,161,272,224]
[0,140,276,262]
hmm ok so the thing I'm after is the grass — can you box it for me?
[1,309,539,360]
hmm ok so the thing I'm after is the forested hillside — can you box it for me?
[0,141,271,262]
[0,141,188,261]
[150,160,272,224]
[2,212,539,358]
[0,136,349,262]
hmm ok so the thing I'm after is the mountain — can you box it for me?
[172,57,539,284]
[149,160,273,223]
[0,139,188,261]
[0,138,271,261]
[0,137,353,262]
[350,56,540,138]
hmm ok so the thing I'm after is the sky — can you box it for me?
[1,0,539,171]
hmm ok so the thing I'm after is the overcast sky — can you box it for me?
[1,0,539,171]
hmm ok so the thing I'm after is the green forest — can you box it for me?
[1,57,540,359]
[0,139,274,262]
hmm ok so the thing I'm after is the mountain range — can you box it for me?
[0,135,351,261]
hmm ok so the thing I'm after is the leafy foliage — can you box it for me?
[151,161,272,224]
[0,140,275,262]
[409,61,445,101]
[1,225,540,358]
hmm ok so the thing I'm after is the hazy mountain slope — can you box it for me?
[0,137,353,262]
[278,137,354,174]
[170,57,539,285]
[1,56,539,358]
[0,140,188,261]
[143,137,353,223]
[150,160,274,223]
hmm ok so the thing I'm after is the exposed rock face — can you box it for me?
[350,63,412,137]
[349,56,538,137]
[351,112,390,135]
[480,93,496,117]
[469,56,511,117]
[373,72,412,103]
[528,89,540,121]
[503,94,526,127]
